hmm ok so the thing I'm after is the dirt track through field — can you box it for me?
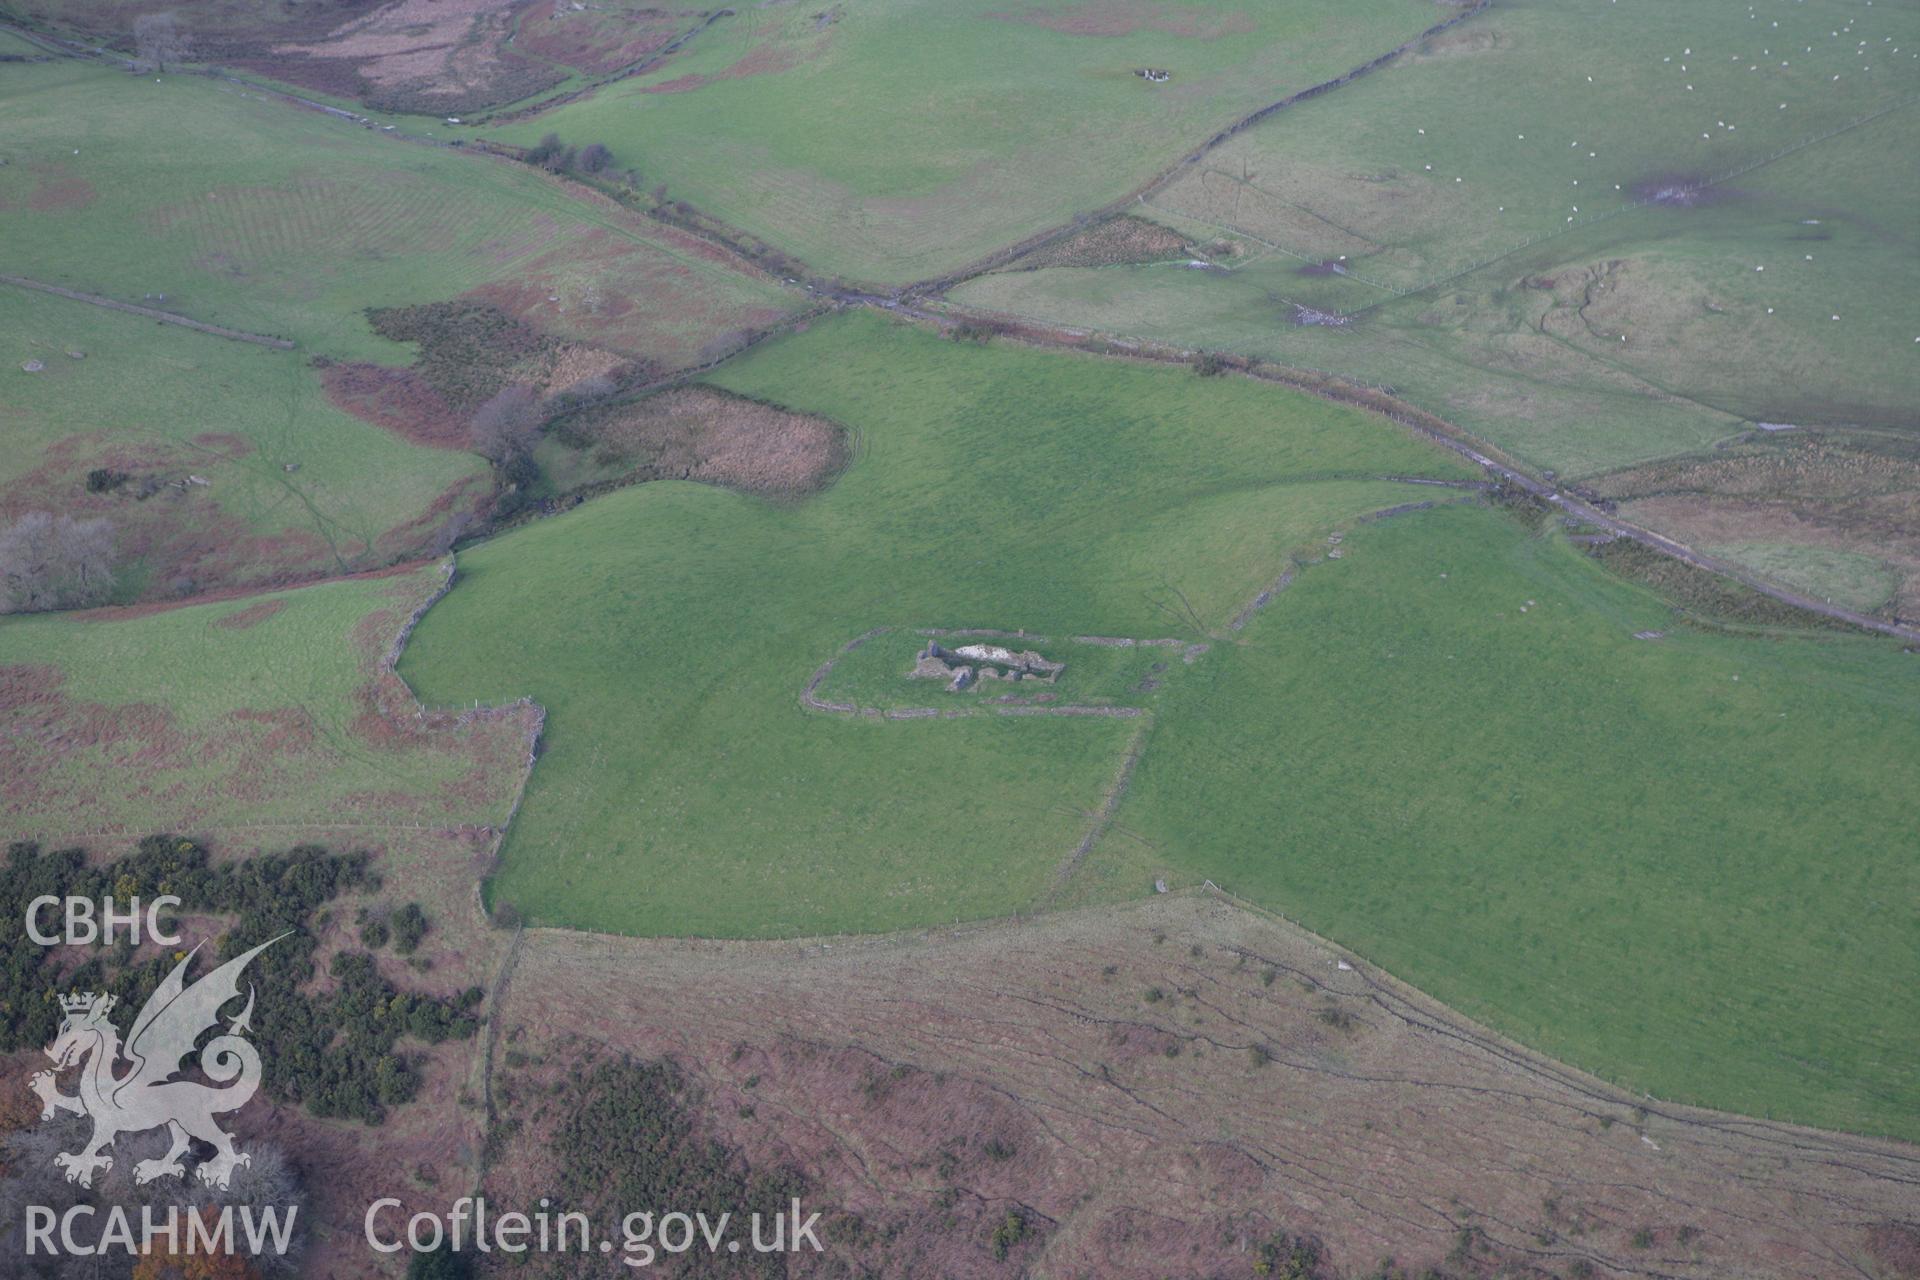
[0,274,296,348]
[1037,718,1149,908]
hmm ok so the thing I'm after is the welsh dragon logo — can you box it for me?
[28,936,281,1190]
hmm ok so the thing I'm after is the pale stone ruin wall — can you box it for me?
[911,641,1064,691]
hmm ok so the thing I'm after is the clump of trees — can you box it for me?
[469,384,541,467]
[467,373,636,516]
[0,511,116,613]
[391,903,430,955]
[355,902,431,955]
[1252,1230,1326,1279]
[523,133,614,176]
[0,837,482,1127]
[989,1210,1031,1261]
[469,383,544,508]
[532,1056,807,1278]
[407,1242,474,1279]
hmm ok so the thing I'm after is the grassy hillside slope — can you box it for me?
[482,0,1444,282]
[403,311,1920,1141]
[400,311,1471,936]
[1113,502,1920,1139]
[955,0,1920,476]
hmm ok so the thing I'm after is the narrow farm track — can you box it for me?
[1036,719,1150,910]
[0,274,296,348]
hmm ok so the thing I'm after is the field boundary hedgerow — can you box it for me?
[1036,718,1151,909]
[387,560,548,843]
[477,921,527,1146]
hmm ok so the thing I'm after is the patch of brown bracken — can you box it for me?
[474,896,1920,1280]
[549,384,849,498]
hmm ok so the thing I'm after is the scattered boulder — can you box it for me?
[954,643,1065,682]
[912,639,1062,691]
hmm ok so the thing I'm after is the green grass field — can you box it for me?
[953,0,1920,478]
[399,311,1470,936]
[1705,540,1902,613]
[1107,502,1920,1139]
[0,560,534,840]
[1153,0,1919,298]
[0,26,46,56]
[397,312,1920,1140]
[0,62,799,367]
[479,0,1442,283]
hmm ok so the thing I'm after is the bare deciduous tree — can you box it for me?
[0,512,117,614]
[132,11,188,74]
[430,508,479,555]
[693,329,755,367]
[468,384,543,464]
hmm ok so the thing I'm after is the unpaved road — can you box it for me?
[0,274,296,348]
